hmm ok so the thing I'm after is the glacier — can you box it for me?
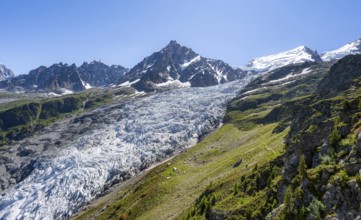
[0,79,249,220]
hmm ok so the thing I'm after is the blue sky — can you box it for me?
[1,0,361,75]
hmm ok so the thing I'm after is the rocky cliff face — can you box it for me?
[317,54,361,97]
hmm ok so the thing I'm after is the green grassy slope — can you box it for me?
[74,123,288,220]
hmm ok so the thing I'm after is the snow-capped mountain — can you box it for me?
[243,46,322,73]
[0,64,15,81]
[321,38,361,61]
[120,40,244,91]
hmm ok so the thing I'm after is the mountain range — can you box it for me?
[0,38,360,94]
[0,62,128,94]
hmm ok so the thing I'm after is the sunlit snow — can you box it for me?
[243,46,317,72]
[267,67,312,84]
[181,55,201,70]
[321,39,361,61]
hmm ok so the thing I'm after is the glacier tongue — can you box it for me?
[0,79,249,220]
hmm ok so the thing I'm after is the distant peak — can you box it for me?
[243,45,320,72]
[321,38,361,61]
[292,46,313,52]
[164,40,182,50]
[89,60,104,65]
[168,40,179,46]
[295,45,307,50]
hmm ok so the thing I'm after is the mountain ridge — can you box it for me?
[2,38,361,94]
[120,40,245,91]
[0,61,128,94]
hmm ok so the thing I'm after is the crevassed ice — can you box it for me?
[0,79,249,220]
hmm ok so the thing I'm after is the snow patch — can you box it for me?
[59,88,74,95]
[81,79,92,89]
[119,79,141,87]
[156,79,191,88]
[268,67,312,84]
[181,55,201,70]
[207,61,226,83]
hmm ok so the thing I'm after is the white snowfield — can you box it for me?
[321,38,361,61]
[244,46,318,72]
[0,79,249,220]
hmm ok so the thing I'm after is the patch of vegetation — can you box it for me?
[0,89,129,147]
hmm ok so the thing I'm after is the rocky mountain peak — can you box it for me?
[165,40,181,49]
[120,41,244,91]
[0,64,15,81]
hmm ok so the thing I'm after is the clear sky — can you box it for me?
[1,0,361,75]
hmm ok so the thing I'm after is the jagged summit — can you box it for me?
[78,60,127,87]
[165,40,180,48]
[0,64,15,81]
[243,45,322,73]
[321,38,361,61]
[120,40,244,91]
